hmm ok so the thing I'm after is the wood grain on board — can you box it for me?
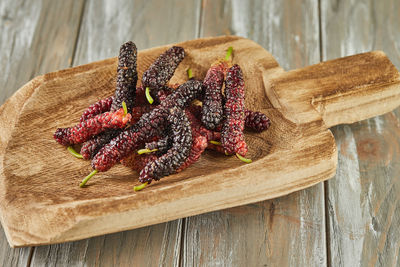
[30,0,200,265]
[0,35,347,247]
[321,0,400,266]
[182,1,325,266]
[0,0,85,265]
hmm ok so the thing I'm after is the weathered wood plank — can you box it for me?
[30,0,200,265]
[321,0,400,266]
[182,0,326,266]
[0,0,85,265]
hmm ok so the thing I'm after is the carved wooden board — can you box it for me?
[0,36,399,247]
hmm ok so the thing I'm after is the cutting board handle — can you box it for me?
[267,51,400,128]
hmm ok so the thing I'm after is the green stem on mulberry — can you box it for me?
[225,46,233,61]
[122,101,128,116]
[67,146,83,159]
[134,182,148,191]
[236,153,252,163]
[80,170,98,187]
[145,87,154,104]
[209,140,221,145]
[187,68,193,79]
[137,148,158,155]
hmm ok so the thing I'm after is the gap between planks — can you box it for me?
[318,0,332,266]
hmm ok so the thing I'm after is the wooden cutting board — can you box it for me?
[1,36,399,247]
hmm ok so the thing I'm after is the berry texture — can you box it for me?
[80,129,121,159]
[176,131,207,172]
[221,64,248,156]
[54,108,131,146]
[174,109,221,172]
[139,107,192,183]
[91,107,170,172]
[142,46,185,95]
[121,153,158,173]
[111,41,138,112]
[144,136,171,154]
[201,62,227,129]
[244,110,271,132]
[160,80,203,109]
[80,96,113,122]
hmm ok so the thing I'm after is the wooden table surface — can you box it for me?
[1,0,399,266]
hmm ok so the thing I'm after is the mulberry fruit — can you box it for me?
[160,80,203,109]
[201,62,228,129]
[139,107,192,183]
[80,96,113,122]
[54,108,131,146]
[142,46,185,100]
[245,110,271,132]
[111,41,138,112]
[221,65,249,158]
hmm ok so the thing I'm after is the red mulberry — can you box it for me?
[245,110,271,132]
[80,96,113,122]
[221,64,248,157]
[139,107,192,183]
[111,41,138,112]
[54,108,131,146]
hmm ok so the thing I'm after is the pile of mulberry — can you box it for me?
[54,43,272,190]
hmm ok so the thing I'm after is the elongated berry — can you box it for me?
[91,107,170,172]
[221,64,248,156]
[80,96,113,122]
[54,108,131,146]
[201,62,228,129]
[111,41,138,112]
[142,46,185,96]
[139,107,192,183]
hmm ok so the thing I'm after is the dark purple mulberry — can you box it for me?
[80,96,113,122]
[221,64,248,156]
[54,108,131,146]
[111,41,138,112]
[91,107,170,172]
[201,62,228,129]
[142,46,185,96]
[244,110,271,132]
[139,107,192,183]
[160,80,202,109]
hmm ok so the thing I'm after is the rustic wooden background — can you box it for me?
[0,0,399,266]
